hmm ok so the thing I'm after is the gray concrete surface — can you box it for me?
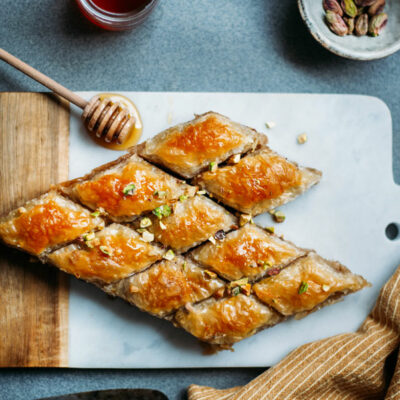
[1,0,399,399]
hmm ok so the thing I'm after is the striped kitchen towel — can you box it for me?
[188,265,400,400]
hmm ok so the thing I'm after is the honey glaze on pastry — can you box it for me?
[69,153,195,221]
[103,256,224,317]
[191,224,306,281]
[175,294,282,346]
[0,191,104,256]
[253,253,369,316]
[48,224,164,283]
[136,195,237,253]
[194,147,322,215]
[139,112,264,178]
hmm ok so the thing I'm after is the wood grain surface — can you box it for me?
[0,92,69,367]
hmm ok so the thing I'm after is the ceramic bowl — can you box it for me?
[297,0,400,60]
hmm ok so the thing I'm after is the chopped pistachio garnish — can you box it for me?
[208,236,217,245]
[297,133,307,144]
[182,261,187,272]
[227,154,241,165]
[322,284,330,292]
[82,232,95,242]
[99,245,111,256]
[179,195,188,202]
[265,226,275,234]
[91,210,101,218]
[140,217,152,228]
[231,286,240,296]
[136,228,146,234]
[163,249,175,261]
[197,190,206,195]
[268,209,276,215]
[141,230,154,243]
[298,281,309,295]
[262,261,272,270]
[273,211,286,223]
[265,121,276,129]
[239,214,253,227]
[241,283,252,296]
[209,161,217,172]
[159,220,167,230]
[152,204,172,219]
[231,278,249,287]
[122,183,136,196]
[154,190,167,198]
[204,270,217,279]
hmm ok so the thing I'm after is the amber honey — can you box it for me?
[87,93,143,151]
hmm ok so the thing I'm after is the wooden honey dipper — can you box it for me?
[0,48,135,145]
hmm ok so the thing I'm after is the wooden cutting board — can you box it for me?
[0,92,70,367]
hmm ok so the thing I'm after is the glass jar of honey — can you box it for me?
[76,0,159,31]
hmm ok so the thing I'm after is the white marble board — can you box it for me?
[68,92,399,368]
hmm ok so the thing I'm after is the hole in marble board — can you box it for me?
[386,223,400,241]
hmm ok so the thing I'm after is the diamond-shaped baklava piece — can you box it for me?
[103,256,224,318]
[48,224,164,284]
[194,147,322,215]
[134,195,237,253]
[191,223,306,282]
[0,191,104,256]
[175,294,282,346]
[139,112,266,179]
[253,253,369,317]
[61,152,196,222]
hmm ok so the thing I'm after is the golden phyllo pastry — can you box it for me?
[191,223,306,282]
[134,195,237,253]
[48,224,164,284]
[194,147,322,215]
[61,152,196,222]
[175,294,282,346]
[103,256,224,318]
[139,112,265,178]
[253,253,369,317]
[0,191,104,256]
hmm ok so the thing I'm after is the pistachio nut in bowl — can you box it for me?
[297,0,400,60]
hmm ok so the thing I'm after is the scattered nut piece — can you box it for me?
[265,121,276,129]
[239,214,253,227]
[355,13,368,36]
[368,0,385,16]
[159,220,167,230]
[208,236,217,245]
[163,249,175,261]
[297,133,308,144]
[341,0,357,18]
[241,283,252,296]
[326,10,349,36]
[214,230,226,241]
[204,270,217,279]
[209,161,218,172]
[122,183,136,196]
[273,211,286,223]
[227,154,241,165]
[322,284,331,292]
[140,217,152,228]
[179,195,188,202]
[265,226,275,234]
[141,230,154,242]
[99,245,111,256]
